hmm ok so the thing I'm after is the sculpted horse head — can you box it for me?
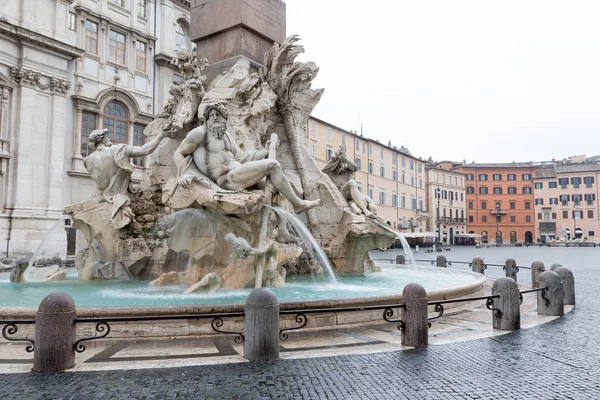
[163,79,204,134]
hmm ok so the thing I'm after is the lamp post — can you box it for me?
[495,202,501,247]
[436,186,441,251]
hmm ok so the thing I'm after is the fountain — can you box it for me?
[0,37,484,336]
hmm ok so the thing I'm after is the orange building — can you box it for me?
[452,163,536,244]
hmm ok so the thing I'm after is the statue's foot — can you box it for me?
[364,210,375,219]
[293,199,321,214]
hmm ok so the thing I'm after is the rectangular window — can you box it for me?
[508,174,516,181]
[109,0,124,6]
[525,201,531,209]
[411,198,417,210]
[355,157,362,170]
[419,199,424,211]
[411,175,415,186]
[552,212,557,219]
[418,163,422,173]
[525,215,531,222]
[410,160,414,170]
[562,210,568,219]
[535,199,544,205]
[84,20,98,55]
[68,12,77,31]
[341,132,346,146]
[493,187,502,194]
[326,127,332,142]
[523,187,532,194]
[355,137,359,150]
[380,166,385,177]
[534,182,543,189]
[80,111,97,157]
[573,194,582,204]
[466,174,474,181]
[573,210,583,219]
[558,178,569,188]
[469,215,474,223]
[482,216,487,223]
[137,0,147,17]
[392,192,398,207]
[401,156,406,168]
[312,121,317,137]
[132,123,146,166]
[510,201,516,209]
[380,148,384,160]
[392,169,397,181]
[368,185,374,200]
[460,193,464,201]
[368,143,372,155]
[584,176,595,187]
[588,210,594,219]
[392,153,398,165]
[479,174,488,181]
[468,201,473,209]
[481,201,487,209]
[326,146,333,161]
[311,141,317,157]
[136,41,147,72]
[363,141,366,154]
[549,181,557,189]
[368,161,373,174]
[493,174,502,181]
[511,216,516,223]
[466,186,474,194]
[522,174,532,181]
[571,177,582,188]
[589,231,595,237]
[550,198,558,205]
[109,30,126,65]
[585,193,596,203]
[401,196,406,208]
[379,189,386,206]
[479,187,488,194]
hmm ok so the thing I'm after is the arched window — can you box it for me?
[175,20,188,48]
[103,101,128,145]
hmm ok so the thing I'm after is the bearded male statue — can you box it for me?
[173,103,320,213]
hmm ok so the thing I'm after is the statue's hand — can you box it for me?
[266,139,280,149]
[177,175,194,188]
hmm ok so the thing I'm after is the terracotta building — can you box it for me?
[307,116,428,231]
[452,163,536,244]
[534,157,600,241]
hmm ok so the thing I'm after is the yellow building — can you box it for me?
[307,116,428,232]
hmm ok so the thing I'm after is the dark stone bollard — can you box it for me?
[401,283,428,347]
[396,255,406,265]
[549,263,562,271]
[491,278,520,331]
[244,288,280,361]
[537,271,564,316]
[554,267,575,306]
[471,256,486,274]
[436,255,447,268]
[33,293,77,372]
[503,258,518,282]
[531,261,545,288]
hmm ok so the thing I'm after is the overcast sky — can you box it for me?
[285,0,600,163]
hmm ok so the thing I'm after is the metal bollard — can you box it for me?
[554,267,575,306]
[531,261,545,288]
[33,293,77,372]
[491,278,520,331]
[471,256,486,275]
[436,255,447,268]
[396,255,406,265]
[537,271,564,316]
[503,258,519,282]
[549,263,563,271]
[244,288,280,361]
[401,283,428,347]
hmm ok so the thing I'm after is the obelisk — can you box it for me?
[190,0,286,81]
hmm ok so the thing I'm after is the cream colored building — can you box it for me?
[307,116,428,232]
[0,0,192,258]
[534,156,600,241]
[425,165,466,244]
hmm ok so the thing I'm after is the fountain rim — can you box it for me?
[0,272,486,319]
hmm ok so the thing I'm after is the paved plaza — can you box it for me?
[0,247,598,399]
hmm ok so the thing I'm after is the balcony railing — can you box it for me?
[491,209,508,215]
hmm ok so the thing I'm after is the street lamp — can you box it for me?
[495,202,501,247]
[436,186,441,251]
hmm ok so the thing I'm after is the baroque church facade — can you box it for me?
[0,0,192,258]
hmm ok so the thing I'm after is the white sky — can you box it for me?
[285,0,600,163]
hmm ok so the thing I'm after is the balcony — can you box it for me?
[491,209,508,215]
[574,201,581,206]
[539,222,556,232]
[561,201,568,206]
[417,210,429,220]
[588,200,594,205]
[437,217,465,225]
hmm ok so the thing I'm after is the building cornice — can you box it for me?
[173,0,191,8]
[0,20,84,59]
[154,52,179,72]
[74,4,158,43]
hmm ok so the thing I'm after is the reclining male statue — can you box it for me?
[172,102,320,214]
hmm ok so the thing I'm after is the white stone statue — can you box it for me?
[322,146,377,218]
[173,102,320,214]
[84,128,169,229]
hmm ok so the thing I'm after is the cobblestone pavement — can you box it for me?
[1,247,598,399]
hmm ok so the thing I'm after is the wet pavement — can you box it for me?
[0,246,597,399]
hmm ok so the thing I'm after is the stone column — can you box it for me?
[554,267,575,306]
[549,263,563,271]
[33,293,77,372]
[531,261,545,288]
[402,283,428,347]
[537,271,564,316]
[471,256,486,274]
[503,258,518,281]
[396,255,405,265]
[491,278,520,331]
[436,255,447,268]
[244,288,280,361]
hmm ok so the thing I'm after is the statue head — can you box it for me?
[88,129,111,150]
[204,103,228,139]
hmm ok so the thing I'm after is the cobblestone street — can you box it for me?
[1,247,598,399]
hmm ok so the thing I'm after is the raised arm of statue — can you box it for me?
[129,131,168,158]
